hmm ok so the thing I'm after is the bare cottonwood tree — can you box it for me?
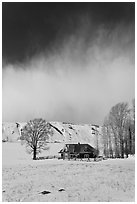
[21,118,53,160]
[102,116,113,158]
[131,98,135,154]
[102,102,132,158]
[109,102,130,158]
[102,123,109,157]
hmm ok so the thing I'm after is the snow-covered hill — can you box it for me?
[2,121,103,154]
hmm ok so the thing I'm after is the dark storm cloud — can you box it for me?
[2,3,135,124]
[2,2,134,64]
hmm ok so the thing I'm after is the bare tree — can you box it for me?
[103,103,133,158]
[102,125,109,157]
[102,117,113,158]
[110,103,130,158]
[21,118,53,160]
[131,98,135,154]
[108,113,120,158]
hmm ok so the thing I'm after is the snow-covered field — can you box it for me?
[2,143,135,202]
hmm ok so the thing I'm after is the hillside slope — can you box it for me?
[2,121,103,154]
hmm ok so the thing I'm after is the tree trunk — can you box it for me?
[33,146,37,160]
[125,137,128,158]
[120,140,124,158]
[108,133,113,158]
[129,126,132,154]
[114,135,118,158]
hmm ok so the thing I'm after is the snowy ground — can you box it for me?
[2,143,135,202]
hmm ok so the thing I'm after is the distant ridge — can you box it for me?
[2,121,103,154]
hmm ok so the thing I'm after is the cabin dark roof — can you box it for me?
[65,143,95,149]
[65,143,89,146]
[58,143,96,154]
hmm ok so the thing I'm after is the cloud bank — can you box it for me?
[2,21,135,125]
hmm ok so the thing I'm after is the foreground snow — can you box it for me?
[2,143,135,202]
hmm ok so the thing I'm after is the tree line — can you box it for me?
[102,99,135,158]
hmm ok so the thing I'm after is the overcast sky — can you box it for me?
[2,2,135,125]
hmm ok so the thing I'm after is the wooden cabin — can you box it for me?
[58,143,99,160]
